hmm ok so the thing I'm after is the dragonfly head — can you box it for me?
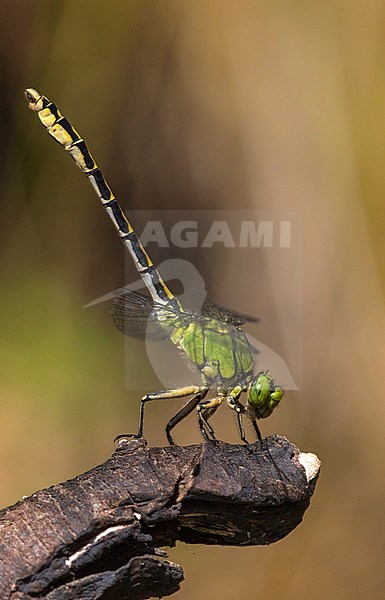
[247,371,284,418]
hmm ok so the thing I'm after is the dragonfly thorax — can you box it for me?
[167,313,255,387]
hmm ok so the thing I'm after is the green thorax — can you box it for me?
[155,308,254,387]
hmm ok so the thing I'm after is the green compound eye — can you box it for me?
[247,371,284,418]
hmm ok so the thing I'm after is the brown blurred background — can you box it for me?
[1,1,384,599]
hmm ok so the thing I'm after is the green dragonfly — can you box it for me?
[24,88,284,445]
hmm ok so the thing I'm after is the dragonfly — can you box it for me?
[24,88,284,446]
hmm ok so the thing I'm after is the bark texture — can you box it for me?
[0,435,320,599]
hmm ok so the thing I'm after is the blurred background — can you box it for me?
[1,1,384,599]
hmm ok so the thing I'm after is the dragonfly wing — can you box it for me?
[110,289,260,340]
[110,290,170,340]
[200,296,260,325]
[110,290,202,390]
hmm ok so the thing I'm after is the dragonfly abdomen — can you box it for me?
[24,88,181,311]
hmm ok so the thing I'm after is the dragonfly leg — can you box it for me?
[250,417,263,443]
[228,399,248,444]
[139,385,209,439]
[199,406,220,441]
[197,396,224,441]
[226,386,250,444]
[114,385,207,443]
[166,387,209,445]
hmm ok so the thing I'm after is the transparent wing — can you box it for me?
[110,290,172,340]
[199,296,260,325]
[110,289,260,340]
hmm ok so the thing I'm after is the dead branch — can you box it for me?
[0,435,320,599]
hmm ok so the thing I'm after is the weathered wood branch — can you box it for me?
[0,435,320,599]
